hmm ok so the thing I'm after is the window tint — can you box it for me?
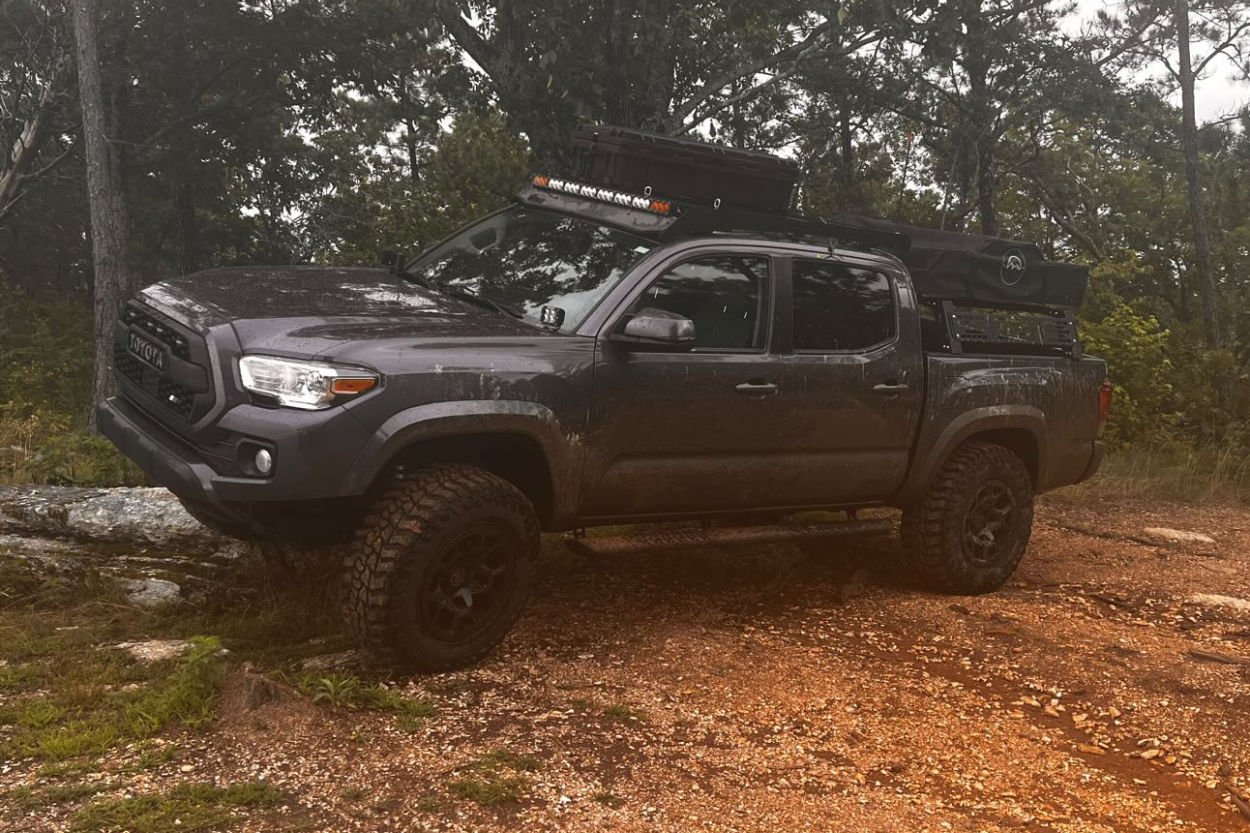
[627,256,769,349]
[791,260,895,351]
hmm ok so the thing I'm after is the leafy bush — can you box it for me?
[1080,299,1175,447]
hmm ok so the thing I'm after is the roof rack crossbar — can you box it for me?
[658,206,911,252]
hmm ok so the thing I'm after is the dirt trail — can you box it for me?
[8,495,1250,832]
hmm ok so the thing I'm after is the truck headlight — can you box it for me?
[239,355,379,410]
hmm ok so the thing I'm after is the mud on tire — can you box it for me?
[343,464,540,671]
[900,441,1034,594]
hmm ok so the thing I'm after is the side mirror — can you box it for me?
[618,308,696,345]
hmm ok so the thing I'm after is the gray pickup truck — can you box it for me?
[99,130,1108,670]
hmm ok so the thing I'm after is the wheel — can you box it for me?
[900,441,1034,594]
[343,464,540,671]
[179,498,261,541]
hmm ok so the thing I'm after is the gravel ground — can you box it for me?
[6,494,1250,832]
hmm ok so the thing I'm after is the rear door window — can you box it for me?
[791,259,895,352]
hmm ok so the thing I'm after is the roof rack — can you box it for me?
[657,205,911,252]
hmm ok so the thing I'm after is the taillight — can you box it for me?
[1096,378,1112,437]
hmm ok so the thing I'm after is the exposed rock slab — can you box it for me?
[1139,527,1217,546]
[0,486,214,547]
[1188,593,1250,613]
[0,486,320,606]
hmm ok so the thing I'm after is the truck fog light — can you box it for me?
[254,448,274,475]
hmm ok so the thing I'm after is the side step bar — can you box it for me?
[565,519,894,557]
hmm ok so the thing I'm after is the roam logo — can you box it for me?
[1001,248,1027,286]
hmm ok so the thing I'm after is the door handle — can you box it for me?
[873,382,909,394]
[735,381,778,396]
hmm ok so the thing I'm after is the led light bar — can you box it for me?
[532,175,674,214]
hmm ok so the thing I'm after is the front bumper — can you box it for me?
[98,395,374,516]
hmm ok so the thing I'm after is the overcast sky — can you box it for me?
[1073,0,1248,123]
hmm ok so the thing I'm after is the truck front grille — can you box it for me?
[115,303,214,423]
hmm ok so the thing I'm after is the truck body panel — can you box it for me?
[99,199,1107,535]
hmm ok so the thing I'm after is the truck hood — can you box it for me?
[139,265,544,354]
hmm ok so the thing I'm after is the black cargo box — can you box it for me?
[834,215,1088,310]
[572,124,799,212]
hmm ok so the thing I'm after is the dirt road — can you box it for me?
[5,494,1250,832]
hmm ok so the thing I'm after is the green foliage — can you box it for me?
[0,284,142,487]
[307,109,531,264]
[1,636,228,763]
[72,781,284,833]
[296,672,437,720]
[2,0,1250,489]
[1080,295,1176,447]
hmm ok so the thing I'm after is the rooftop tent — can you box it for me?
[833,214,1088,310]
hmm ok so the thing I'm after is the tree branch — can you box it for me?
[666,16,847,131]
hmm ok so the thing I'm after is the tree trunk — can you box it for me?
[72,0,133,429]
[838,108,854,191]
[977,138,997,237]
[174,181,196,275]
[1175,0,1221,349]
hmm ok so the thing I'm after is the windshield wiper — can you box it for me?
[442,286,524,319]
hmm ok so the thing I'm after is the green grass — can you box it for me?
[0,636,227,763]
[72,781,284,832]
[447,749,543,806]
[339,784,368,801]
[1059,444,1250,505]
[591,790,622,807]
[0,780,122,818]
[478,749,541,772]
[296,672,437,725]
[448,775,526,806]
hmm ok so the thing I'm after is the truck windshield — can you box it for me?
[406,207,655,332]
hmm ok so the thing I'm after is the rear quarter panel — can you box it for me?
[896,354,1107,504]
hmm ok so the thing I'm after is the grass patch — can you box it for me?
[0,557,125,612]
[414,794,444,812]
[297,672,437,722]
[1,636,227,763]
[72,781,284,832]
[478,749,541,772]
[603,703,647,722]
[448,775,525,806]
[591,790,622,807]
[339,785,368,801]
[447,748,542,806]
[0,781,120,814]
[1059,444,1250,505]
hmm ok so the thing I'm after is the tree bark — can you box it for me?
[72,0,133,429]
[1175,0,1221,349]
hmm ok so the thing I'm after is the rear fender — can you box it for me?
[893,406,1047,506]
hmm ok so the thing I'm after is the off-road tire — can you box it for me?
[900,441,1034,594]
[343,464,540,671]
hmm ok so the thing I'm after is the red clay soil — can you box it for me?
[8,494,1250,832]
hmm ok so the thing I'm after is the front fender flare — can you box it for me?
[893,406,1048,506]
[341,400,580,523]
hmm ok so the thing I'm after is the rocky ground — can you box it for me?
[1,489,1249,832]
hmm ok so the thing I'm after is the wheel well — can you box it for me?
[965,429,1040,486]
[384,433,555,529]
